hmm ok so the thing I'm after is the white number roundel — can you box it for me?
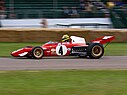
[56,44,67,56]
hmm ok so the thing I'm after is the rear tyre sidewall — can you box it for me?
[87,43,104,59]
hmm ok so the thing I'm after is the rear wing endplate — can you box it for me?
[92,36,115,44]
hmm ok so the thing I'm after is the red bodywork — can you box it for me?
[11,36,115,58]
[42,42,87,56]
[92,36,115,44]
[11,46,33,57]
[11,42,87,57]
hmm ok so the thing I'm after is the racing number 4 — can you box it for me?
[59,46,63,55]
[56,44,67,56]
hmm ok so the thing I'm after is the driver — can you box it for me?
[62,34,70,42]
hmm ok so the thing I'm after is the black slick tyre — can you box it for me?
[87,43,104,59]
[31,46,44,59]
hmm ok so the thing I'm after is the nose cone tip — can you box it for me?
[11,53,14,56]
[11,51,16,56]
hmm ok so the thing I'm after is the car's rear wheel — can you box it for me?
[87,43,104,59]
[31,46,44,59]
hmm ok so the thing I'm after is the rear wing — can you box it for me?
[92,36,115,44]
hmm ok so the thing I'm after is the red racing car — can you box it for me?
[11,35,114,59]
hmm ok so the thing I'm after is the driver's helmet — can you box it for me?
[62,34,70,42]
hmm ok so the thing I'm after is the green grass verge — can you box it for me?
[0,70,127,95]
[0,42,127,57]
[0,42,42,57]
[105,43,127,56]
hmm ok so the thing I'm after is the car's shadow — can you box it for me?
[11,56,90,60]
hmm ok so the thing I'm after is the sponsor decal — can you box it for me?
[51,48,56,54]
[67,48,71,51]
[46,51,50,53]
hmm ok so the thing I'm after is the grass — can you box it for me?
[0,42,127,57]
[0,42,42,57]
[105,43,127,56]
[0,43,127,95]
[0,70,127,95]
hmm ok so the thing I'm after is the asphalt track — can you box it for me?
[0,56,127,70]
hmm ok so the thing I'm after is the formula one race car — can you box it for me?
[11,35,114,59]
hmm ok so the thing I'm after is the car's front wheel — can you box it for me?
[87,43,104,59]
[31,46,44,59]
